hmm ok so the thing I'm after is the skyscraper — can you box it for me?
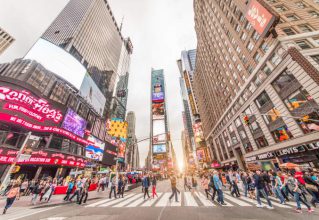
[42,0,125,112]
[0,27,14,55]
[194,0,319,169]
[126,111,139,170]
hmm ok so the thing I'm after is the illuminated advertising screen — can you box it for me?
[61,108,87,137]
[193,122,204,143]
[245,0,275,36]
[196,149,206,162]
[79,73,106,116]
[152,103,165,119]
[152,119,166,144]
[25,38,86,90]
[107,118,128,139]
[151,70,165,103]
[102,142,117,166]
[85,135,105,161]
[153,144,166,154]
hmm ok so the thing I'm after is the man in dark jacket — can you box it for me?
[304,171,319,207]
[253,170,273,209]
[142,174,150,200]
[169,175,179,202]
[209,174,217,201]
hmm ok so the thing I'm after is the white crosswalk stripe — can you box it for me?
[184,192,198,206]
[4,207,57,220]
[85,191,308,209]
[195,192,215,206]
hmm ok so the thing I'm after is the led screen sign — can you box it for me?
[152,119,166,144]
[245,0,275,36]
[61,108,87,138]
[85,135,105,161]
[153,144,166,154]
[151,70,165,103]
[152,103,165,120]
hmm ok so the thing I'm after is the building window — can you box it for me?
[286,14,299,21]
[239,130,247,140]
[243,142,254,153]
[311,55,319,65]
[252,31,260,41]
[241,32,247,41]
[235,117,242,127]
[275,5,288,12]
[262,65,272,75]
[272,70,296,93]
[255,91,271,108]
[249,121,261,132]
[297,112,319,134]
[260,41,270,53]
[271,126,293,142]
[254,53,261,62]
[298,24,313,32]
[296,40,312,49]
[269,53,282,66]
[308,10,319,17]
[296,1,307,9]
[284,88,313,111]
[255,136,268,148]
[247,41,254,51]
[282,28,296,36]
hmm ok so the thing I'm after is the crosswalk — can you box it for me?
[85,191,316,210]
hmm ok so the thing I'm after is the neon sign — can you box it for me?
[0,86,63,123]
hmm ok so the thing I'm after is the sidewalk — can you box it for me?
[0,190,107,208]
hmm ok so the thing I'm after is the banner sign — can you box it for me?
[0,148,86,168]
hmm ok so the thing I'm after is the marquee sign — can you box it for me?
[0,86,63,123]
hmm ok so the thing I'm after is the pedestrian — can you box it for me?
[241,172,248,197]
[20,179,28,196]
[64,179,74,201]
[183,175,189,191]
[294,167,308,202]
[191,175,198,195]
[253,170,274,209]
[69,178,83,203]
[247,172,255,199]
[209,173,217,201]
[169,175,179,202]
[213,171,226,205]
[152,175,158,198]
[230,173,240,197]
[42,181,54,202]
[109,176,117,199]
[303,170,319,207]
[272,172,286,204]
[226,171,232,191]
[117,175,124,198]
[97,175,106,192]
[79,178,91,205]
[3,183,20,215]
[287,171,313,213]
[142,174,150,200]
[31,180,42,205]
[201,175,209,198]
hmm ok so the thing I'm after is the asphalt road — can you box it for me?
[2,179,319,220]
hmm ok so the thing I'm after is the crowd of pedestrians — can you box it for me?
[200,167,319,213]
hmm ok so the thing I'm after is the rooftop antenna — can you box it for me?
[120,16,124,32]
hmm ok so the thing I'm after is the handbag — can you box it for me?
[305,183,318,192]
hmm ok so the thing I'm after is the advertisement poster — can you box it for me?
[107,118,128,139]
[85,135,105,161]
[153,144,166,154]
[193,122,204,143]
[79,73,106,116]
[151,70,165,103]
[152,103,164,119]
[152,119,166,143]
[196,149,206,162]
[61,108,87,137]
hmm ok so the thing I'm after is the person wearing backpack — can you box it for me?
[169,175,179,202]
[3,183,20,214]
[253,170,273,209]
[63,179,74,201]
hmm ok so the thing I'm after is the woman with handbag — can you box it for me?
[3,183,20,214]
[304,171,319,207]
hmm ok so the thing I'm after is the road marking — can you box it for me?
[99,194,135,207]
[141,193,163,207]
[269,196,307,209]
[170,192,182,207]
[127,195,146,207]
[195,192,215,206]
[86,193,128,207]
[113,194,143,207]
[260,198,289,208]
[8,207,57,220]
[155,193,171,207]
[223,194,252,206]
[184,192,198,206]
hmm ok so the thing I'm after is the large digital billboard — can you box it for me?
[193,122,204,143]
[153,144,166,154]
[151,70,165,103]
[152,119,166,144]
[152,103,165,120]
[61,108,87,137]
[79,73,106,116]
[25,38,86,90]
[245,0,275,36]
[85,135,105,161]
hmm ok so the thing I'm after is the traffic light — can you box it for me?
[243,115,250,125]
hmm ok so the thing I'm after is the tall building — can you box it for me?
[150,69,172,174]
[42,0,125,112]
[111,38,133,119]
[0,27,14,55]
[193,0,319,170]
[125,111,139,170]
[177,49,211,171]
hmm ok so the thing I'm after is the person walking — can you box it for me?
[272,172,286,204]
[152,175,158,198]
[79,178,91,205]
[69,178,83,203]
[20,179,28,196]
[287,171,313,213]
[247,172,255,199]
[183,175,189,191]
[230,173,240,197]
[201,175,209,198]
[241,172,248,197]
[213,171,226,205]
[209,173,217,201]
[253,170,273,209]
[97,175,106,192]
[31,180,43,205]
[142,174,150,200]
[169,175,179,202]
[109,176,117,199]
[304,170,319,207]
[3,183,20,215]
[64,179,74,201]
[117,176,124,198]
[191,175,198,195]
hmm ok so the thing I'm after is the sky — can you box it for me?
[0,0,197,169]
[108,0,197,168]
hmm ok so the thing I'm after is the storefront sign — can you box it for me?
[245,0,275,35]
[0,148,86,168]
[0,113,92,145]
[276,146,305,157]
[0,86,63,123]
